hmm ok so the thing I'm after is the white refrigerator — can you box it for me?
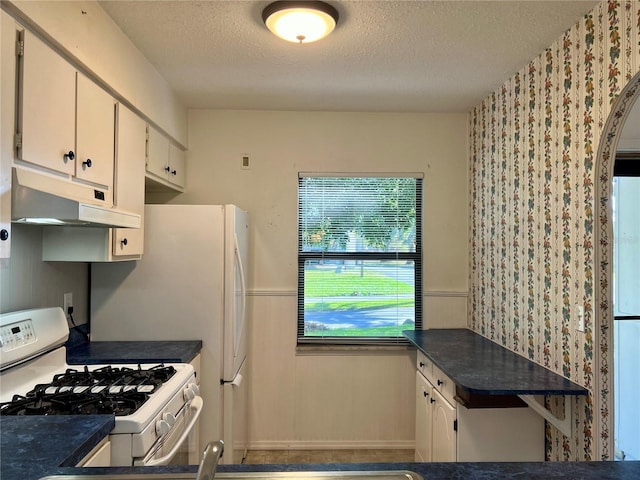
[90,204,249,464]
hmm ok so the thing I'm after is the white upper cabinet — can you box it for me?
[111,103,146,258]
[19,29,75,176]
[0,11,16,261]
[146,124,185,191]
[168,142,186,187]
[76,73,116,188]
[18,30,115,196]
[146,125,169,178]
[42,103,146,262]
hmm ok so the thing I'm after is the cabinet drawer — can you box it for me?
[432,365,456,405]
[416,350,433,379]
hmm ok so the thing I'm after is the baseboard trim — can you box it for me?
[247,440,415,451]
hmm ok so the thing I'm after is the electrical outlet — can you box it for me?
[63,292,73,316]
[576,304,585,332]
[241,154,251,170]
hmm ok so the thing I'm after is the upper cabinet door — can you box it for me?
[76,73,115,188]
[168,142,185,187]
[19,30,75,175]
[146,124,186,191]
[146,125,170,179]
[112,104,146,257]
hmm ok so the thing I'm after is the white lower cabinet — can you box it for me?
[431,388,457,461]
[416,368,456,462]
[415,350,544,462]
[414,371,432,462]
[77,438,111,467]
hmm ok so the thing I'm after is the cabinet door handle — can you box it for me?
[430,397,436,404]
[419,362,425,367]
[82,159,92,168]
[423,391,428,398]
[121,238,128,247]
[0,229,8,241]
[171,169,177,175]
[165,165,171,172]
[63,150,75,162]
[437,379,444,386]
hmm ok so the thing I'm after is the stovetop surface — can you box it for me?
[1,364,177,416]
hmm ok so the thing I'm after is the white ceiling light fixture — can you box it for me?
[262,1,339,44]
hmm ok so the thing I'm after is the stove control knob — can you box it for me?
[183,383,200,400]
[184,386,196,401]
[156,419,171,436]
[163,412,176,426]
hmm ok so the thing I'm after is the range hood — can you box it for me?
[11,167,141,228]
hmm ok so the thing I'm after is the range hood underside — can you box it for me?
[11,167,141,228]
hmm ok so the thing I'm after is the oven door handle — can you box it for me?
[137,395,204,467]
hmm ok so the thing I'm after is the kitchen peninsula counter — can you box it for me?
[403,329,587,396]
[66,340,202,365]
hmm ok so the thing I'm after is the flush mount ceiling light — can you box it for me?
[262,1,339,44]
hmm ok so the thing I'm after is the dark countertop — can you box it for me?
[66,340,202,365]
[403,329,588,395]
[5,332,628,480]
[0,416,114,480]
[3,415,639,480]
[216,461,640,479]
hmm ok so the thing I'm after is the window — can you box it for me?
[297,174,423,345]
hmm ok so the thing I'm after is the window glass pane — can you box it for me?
[613,176,640,316]
[303,259,415,338]
[299,177,417,254]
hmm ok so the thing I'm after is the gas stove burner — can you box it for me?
[0,363,177,417]
[0,390,150,416]
[26,364,177,395]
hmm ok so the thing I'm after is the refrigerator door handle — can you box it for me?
[234,232,247,352]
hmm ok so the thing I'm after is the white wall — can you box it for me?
[152,109,469,448]
[0,225,88,319]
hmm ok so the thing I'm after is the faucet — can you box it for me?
[195,440,224,480]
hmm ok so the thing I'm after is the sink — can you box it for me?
[41,471,423,480]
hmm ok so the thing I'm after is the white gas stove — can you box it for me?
[0,307,202,467]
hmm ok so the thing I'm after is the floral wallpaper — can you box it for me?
[468,1,640,461]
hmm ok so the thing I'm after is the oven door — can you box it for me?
[134,396,203,466]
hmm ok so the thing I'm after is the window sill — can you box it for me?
[296,343,413,355]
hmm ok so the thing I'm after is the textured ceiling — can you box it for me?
[99,0,600,113]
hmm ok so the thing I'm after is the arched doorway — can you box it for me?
[594,70,640,461]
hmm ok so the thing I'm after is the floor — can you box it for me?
[243,449,415,465]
